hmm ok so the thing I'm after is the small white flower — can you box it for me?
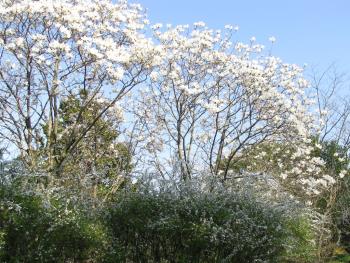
[150,71,159,82]
[114,67,124,80]
[339,170,347,179]
[281,173,288,180]
[323,174,336,184]
[194,21,206,27]
[268,36,276,43]
[315,143,322,149]
[320,110,328,116]
[151,23,163,30]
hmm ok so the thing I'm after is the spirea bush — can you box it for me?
[104,180,316,263]
[0,183,108,263]
[0,176,317,262]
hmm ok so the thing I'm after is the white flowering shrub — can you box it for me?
[105,176,317,262]
[0,182,110,262]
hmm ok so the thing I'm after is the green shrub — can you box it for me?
[0,179,318,262]
[281,215,317,262]
[0,184,107,263]
[105,183,300,263]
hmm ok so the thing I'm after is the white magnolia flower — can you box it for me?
[268,36,276,43]
[194,21,206,27]
[150,72,159,82]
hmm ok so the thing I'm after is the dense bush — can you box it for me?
[0,184,107,263]
[335,176,350,254]
[104,182,315,263]
[0,178,318,262]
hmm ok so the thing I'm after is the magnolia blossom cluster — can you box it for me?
[0,0,162,82]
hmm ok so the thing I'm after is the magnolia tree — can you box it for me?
[0,0,161,174]
[311,66,350,149]
[125,23,336,198]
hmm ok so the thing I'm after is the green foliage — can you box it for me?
[0,184,108,263]
[281,215,317,262]
[336,188,350,253]
[296,138,350,261]
[105,183,313,263]
[330,253,350,263]
[42,89,132,177]
[311,138,349,176]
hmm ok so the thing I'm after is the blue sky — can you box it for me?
[133,0,350,74]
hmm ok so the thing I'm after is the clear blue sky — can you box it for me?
[133,0,350,74]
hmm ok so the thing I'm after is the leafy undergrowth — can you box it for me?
[0,180,318,262]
